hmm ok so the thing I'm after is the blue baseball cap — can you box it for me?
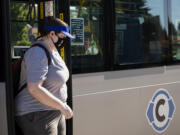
[44,26,75,39]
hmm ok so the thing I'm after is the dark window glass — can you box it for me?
[10,2,38,21]
[70,0,104,73]
[114,0,167,66]
[10,2,39,59]
[170,0,180,61]
[0,14,5,82]
[11,22,38,46]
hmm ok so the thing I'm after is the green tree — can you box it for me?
[17,26,32,46]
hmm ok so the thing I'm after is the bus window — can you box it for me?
[170,0,180,61]
[10,1,39,58]
[114,0,167,66]
[9,1,73,135]
[70,0,104,74]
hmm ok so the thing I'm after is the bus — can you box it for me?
[0,0,179,135]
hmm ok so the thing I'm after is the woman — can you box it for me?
[15,17,74,135]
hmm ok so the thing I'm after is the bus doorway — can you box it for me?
[4,0,73,135]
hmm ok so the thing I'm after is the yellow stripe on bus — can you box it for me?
[59,13,65,61]
[40,2,44,19]
[59,13,64,20]
[60,47,65,60]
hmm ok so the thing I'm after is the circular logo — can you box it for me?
[146,89,176,133]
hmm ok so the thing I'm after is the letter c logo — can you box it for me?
[155,99,165,122]
[146,89,176,133]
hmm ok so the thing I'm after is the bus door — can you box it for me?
[4,0,72,135]
[0,0,12,135]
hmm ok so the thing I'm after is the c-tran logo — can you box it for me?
[146,89,175,133]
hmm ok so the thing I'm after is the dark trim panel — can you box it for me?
[104,0,115,71]
[166,0,173,64]
[0,0,6,82]
[58,0,73,135]
[2,0,16,135]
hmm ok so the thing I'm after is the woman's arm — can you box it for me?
[27,81,73,119]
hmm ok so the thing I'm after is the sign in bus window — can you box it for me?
[71,18,84,46]
[70,6,102,56]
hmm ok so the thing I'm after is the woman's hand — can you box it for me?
[60,104,73,119]
[27,82,73,119]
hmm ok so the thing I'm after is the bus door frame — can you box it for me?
[1,0,16,135]
[57,1,73,135]
[3,0,73,135]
